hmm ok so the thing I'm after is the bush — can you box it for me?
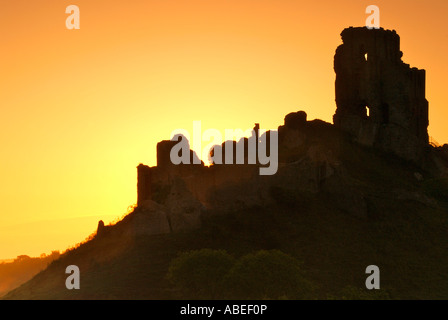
[333,285,391,300]
[422,178,448,203]
[224,250,314,299]
[167,249,315,299]
[167,249,235,299]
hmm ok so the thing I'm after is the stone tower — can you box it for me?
[333,27,429,162]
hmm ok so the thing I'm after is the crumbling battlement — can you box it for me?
[333,27,429,163]
[136,111,337,212]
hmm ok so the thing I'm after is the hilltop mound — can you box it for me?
[4,116,448,299]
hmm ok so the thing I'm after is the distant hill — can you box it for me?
[0,259,14,264]
[0,252,60,298]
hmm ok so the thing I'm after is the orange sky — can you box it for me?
[1,0,447,259]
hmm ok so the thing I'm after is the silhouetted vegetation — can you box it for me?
[167,249,235,299]
[329,286,391,300]
[422,178,448,204]
[167,249,314,299]
[224,250,314,299]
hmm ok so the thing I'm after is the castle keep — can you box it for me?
[333,27,429,162]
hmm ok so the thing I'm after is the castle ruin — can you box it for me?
[118,27,443,238]
[333,27,429,163]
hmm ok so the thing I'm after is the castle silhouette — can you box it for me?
[97,27,448,237]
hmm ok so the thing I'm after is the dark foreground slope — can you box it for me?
[4,121,448,300]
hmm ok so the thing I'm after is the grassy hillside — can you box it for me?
[4,199,448,299]
[4,123,448,300]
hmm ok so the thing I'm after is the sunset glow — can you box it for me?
[1,0,447,259]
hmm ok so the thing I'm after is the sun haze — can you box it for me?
[0,0,447,259]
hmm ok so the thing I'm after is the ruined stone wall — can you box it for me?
[134,110,380,235]
[137,164,151,205]
[137,160,260,209]
[137,112,337,212]
[333,27,429,163]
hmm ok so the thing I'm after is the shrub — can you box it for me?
[224,250,314,299]
[422,178,448,203]
[167,249,235,299]
[334,285,391,300]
